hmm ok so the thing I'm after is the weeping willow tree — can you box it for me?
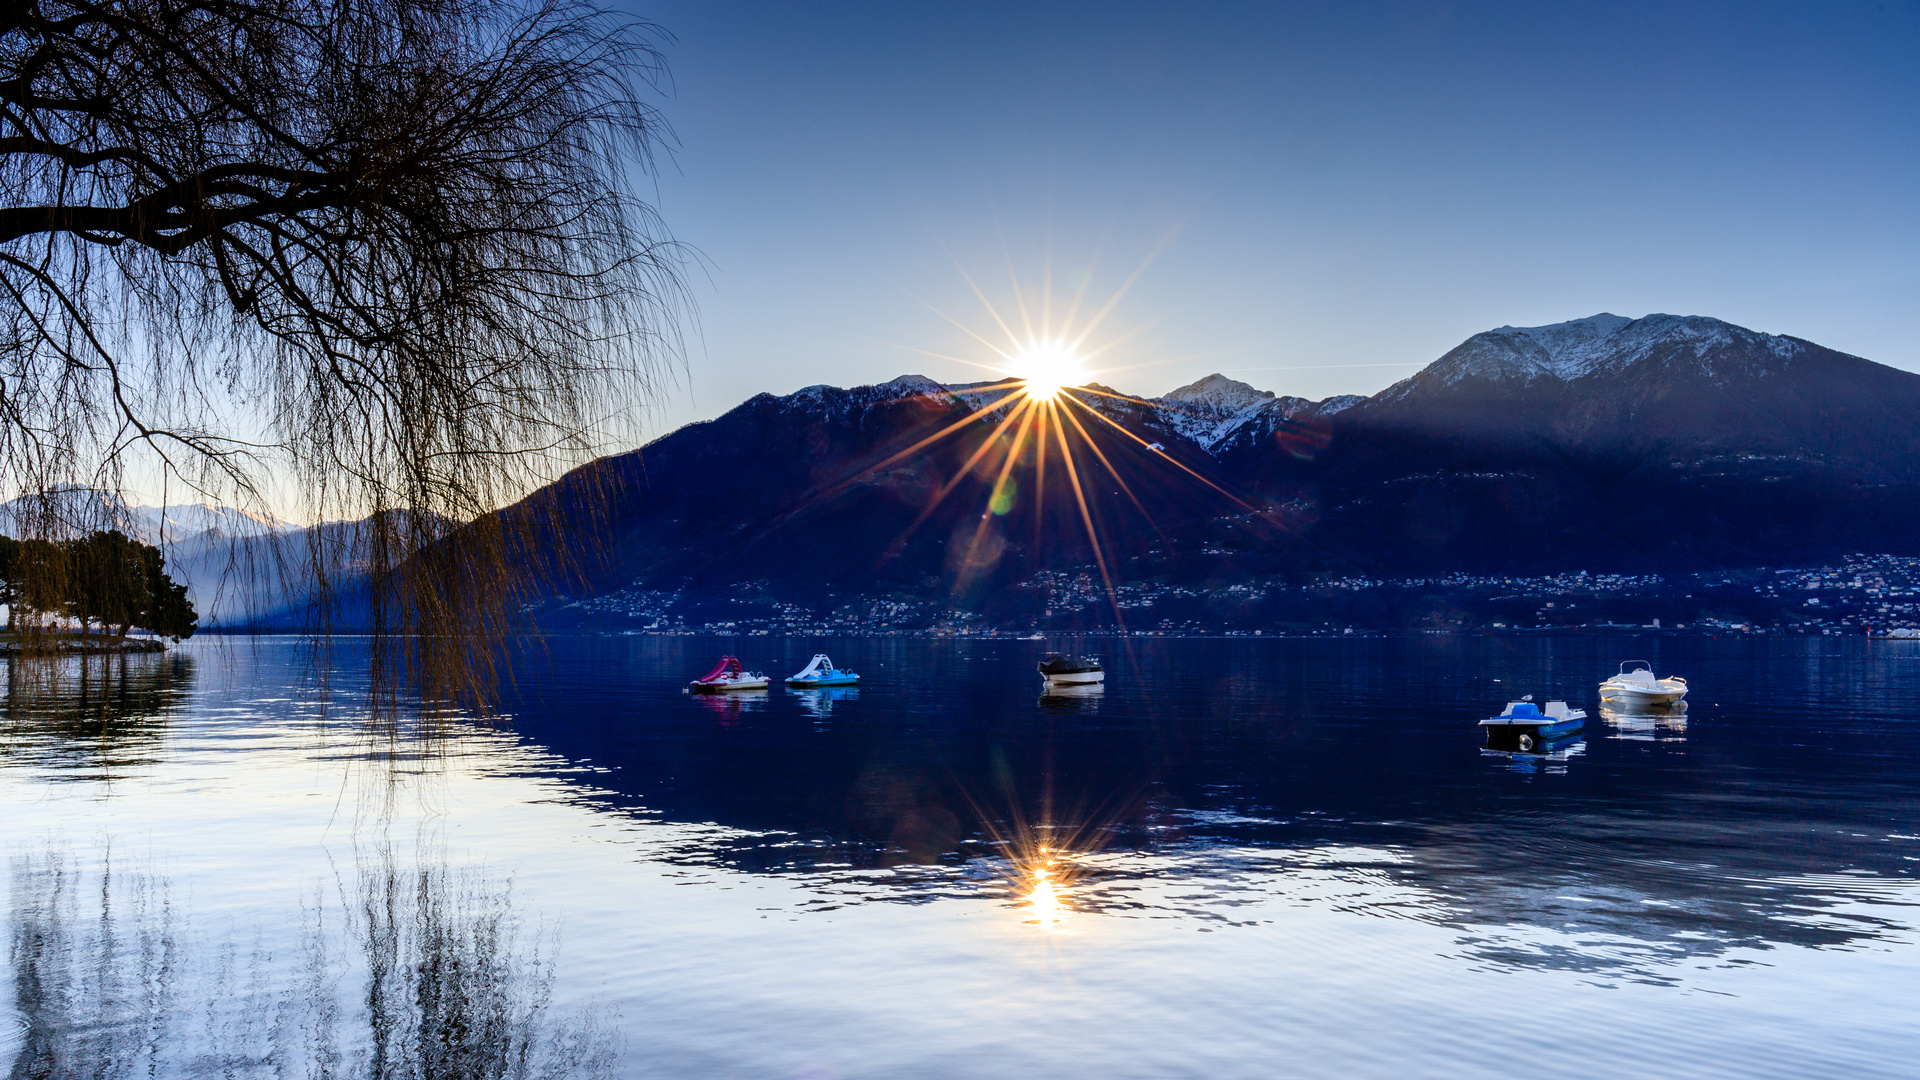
[0,0,687,707]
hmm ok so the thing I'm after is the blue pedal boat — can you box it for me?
[786,654,860,688]
[1480,699,1586,752]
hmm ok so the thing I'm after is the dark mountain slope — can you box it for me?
[1214,314,1920,573]
[267,312,1920,631]
[504,375,1250,618]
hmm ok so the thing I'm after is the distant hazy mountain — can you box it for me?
[0,487,423,628]
[0,486,284,545]
[0,488,298,625]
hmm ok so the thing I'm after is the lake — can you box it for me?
[3,634,1918,1078]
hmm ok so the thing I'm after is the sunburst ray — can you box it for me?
[845,245,1279,629]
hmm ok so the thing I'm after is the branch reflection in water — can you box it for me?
[0,652,194,779]
[5,842,613,1079]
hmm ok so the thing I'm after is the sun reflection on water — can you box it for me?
[1024,859,1067,928]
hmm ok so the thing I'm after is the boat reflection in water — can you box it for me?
[1038,682,1104,709]
[1601,700,1689,742]
[791,685,859,718]
[690,688,767,720]
[1480,733,1587,775]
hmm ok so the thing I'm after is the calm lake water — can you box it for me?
[3,634,1918,1078]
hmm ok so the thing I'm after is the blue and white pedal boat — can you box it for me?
[786,654,860,688]
[1480,699,1586,752]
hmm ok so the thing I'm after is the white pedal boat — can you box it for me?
[1598,660,1687,705]
[787,654,859,687]
[690,655,770,692]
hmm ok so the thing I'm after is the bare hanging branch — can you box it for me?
[0,0,689,709]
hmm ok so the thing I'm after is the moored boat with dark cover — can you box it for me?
[1038,653,1105,686]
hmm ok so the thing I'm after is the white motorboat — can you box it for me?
[1598,660,1687,705]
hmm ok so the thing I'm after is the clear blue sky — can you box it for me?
[632,0,1920,433]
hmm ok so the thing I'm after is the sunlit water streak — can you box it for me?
[3,635,1919,1078]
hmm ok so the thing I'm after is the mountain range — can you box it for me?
[17,312,1915,632]
[485,311,1920,631]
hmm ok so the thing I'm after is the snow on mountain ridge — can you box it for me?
[779,375,959,415]
[1198,393,1365,456]
[1493,312,1635,377]
[944,379,1022,417]
[748,314,1816,462]
[771,372,1353,453]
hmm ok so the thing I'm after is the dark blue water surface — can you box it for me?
[3,634,1918,1078]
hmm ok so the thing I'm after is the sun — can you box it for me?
[1010,339,1085,401]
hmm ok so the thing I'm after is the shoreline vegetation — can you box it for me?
[0,530,198,651]
[0,631,169,656]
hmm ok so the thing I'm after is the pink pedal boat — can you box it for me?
[690,655,770,692]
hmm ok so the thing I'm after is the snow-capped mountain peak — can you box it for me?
[1381,312,1811,400]
[1159,374,1274,411]
[0,486,286,544]
[1494,312,1634,364]
[1154,374,1276,445]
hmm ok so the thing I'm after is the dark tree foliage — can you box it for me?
[67,528,142,633]
[141,544,196,638]
[1,528,196,639]
[0,533,70,632]
[1,1,684,702]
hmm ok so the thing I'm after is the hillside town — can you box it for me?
[548,553,1920,638]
